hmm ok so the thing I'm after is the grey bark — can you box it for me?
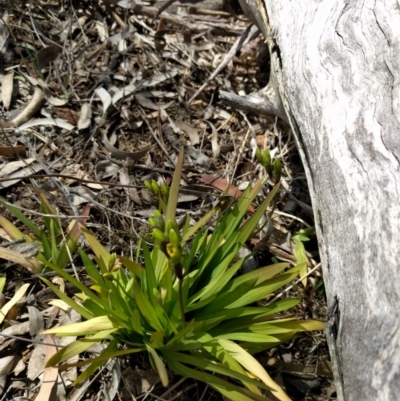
[235,1,400,400]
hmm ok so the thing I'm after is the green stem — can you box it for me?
[178,279,185,328]
[268,192,279,219]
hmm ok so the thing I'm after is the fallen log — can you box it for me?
[232,1,400,400]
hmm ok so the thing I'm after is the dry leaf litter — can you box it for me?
[0,1,334,400]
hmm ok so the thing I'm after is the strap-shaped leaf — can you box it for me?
[147,344,169,387]
[132,280,164,331]
[219,339,291,401]
[170,351,273,392]
[0,283,29,324]
[44,315,115,335]
[166,356,271,401]
[201,272,298,314]
[0,196,42,238]
[46,329,116,366]
[215,332,285,343]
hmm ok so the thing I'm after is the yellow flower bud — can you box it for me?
[153,228,166,242]
[151,180,160,195]
[168,228,180,246]
[166,243,182,265]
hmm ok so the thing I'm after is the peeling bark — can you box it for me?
[235,1,400,400]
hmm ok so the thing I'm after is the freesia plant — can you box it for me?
[0,149,324,401]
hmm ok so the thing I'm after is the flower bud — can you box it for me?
[255,148,263,164]
[151,180,160,195]
[166,243,182,266]
[263,149,271,167]
[153,228,166,242]
[273,158,282,183]
[165,220,173,234]
[103,272,115,281]
[161,182,169,198]
[168,228,180,246]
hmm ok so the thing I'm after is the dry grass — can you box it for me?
[0,1,334,400]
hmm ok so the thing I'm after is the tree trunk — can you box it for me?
[235,1,400,400]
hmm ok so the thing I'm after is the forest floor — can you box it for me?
[0,1,334,400]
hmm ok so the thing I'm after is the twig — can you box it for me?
[188,24,259,104]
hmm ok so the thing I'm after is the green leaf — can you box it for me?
[230,263,289,289]
[218,339,291,401]
[187,257,244,312]
[146,344,169,387]
[46,329,116,366]
[81,226,112,274]
[166,320,198,348]
[182,206,217,242]
[293,238,308,286]
[204,299,300,333]
[201,272,298,314]
[37,256,113,315]
[132,280,164,331]
[215,332,286,343]
[0,197,42,238]
[165,356,272,401]
[0,216,26,240]
[0,284,29,324]
[120,256,145,278]
[57,204,90,269]
[235,184,280,247]
[39,277,94,320]
[44,315,115,335]
[170,352,272,392]
[79,249,105,287]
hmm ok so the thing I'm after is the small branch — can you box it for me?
[219,83,288,123]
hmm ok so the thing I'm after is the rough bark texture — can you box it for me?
[240,1,400,400]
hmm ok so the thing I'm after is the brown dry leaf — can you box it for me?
[12,87,45,127]
[0,246,41,274]
[27,306,44,337]
[51,107,80,125]
[175,121,200,145]
[0,284,30,325]
[135,93,173,111]
[0,145,26,156]
[112,69,181,104]
[1,71,14,110]
[206,120,220,158]
[200,174,255,213]
[28,336,46,381]
[13,358,25,376]
[95,160,120,180]
[19,118,74,131]
[0,355,16,395]
[0,321,30,348]
[0,158,36,177]
[78,103,92,130]
[36,45,61,69]
[0,161,43,189]
[33,335,58,401]
[70,186,97,206]
[120,169,142,205]
[184,145,210,168]
[102,133,152,160]
[95,87,112,114]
